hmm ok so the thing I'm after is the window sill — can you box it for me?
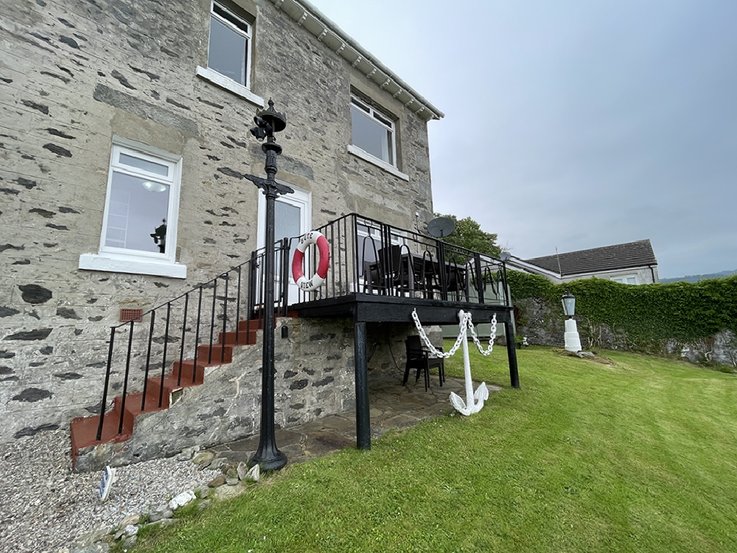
[79,253,187,279]
[347,145,409,181]
[196,66,264,107]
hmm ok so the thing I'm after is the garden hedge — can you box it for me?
[507,271,737,350]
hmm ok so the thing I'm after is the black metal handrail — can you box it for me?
[94,243,291,441]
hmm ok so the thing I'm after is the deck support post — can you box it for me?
[504,319,520,388]
[354,321,371,449]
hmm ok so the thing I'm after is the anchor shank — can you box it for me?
[462,323,474,407]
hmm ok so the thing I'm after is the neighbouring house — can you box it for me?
[0,0,518,469]
[520,240,659,285]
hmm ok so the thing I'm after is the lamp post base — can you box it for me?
[249,445,288,472]
[564,318,582,352]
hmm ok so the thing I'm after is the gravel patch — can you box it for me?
[0,429,219,553]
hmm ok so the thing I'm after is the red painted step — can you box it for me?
[171,359,208,384]
[70,407,130,452]
[196,344,233,364]
[70,317,267,467]
[219,328,258,345]
[238,318,263,331]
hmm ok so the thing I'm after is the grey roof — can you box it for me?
[525,240,657,276]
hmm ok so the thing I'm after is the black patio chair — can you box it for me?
[403,335,445,391]
[377,244,415,295]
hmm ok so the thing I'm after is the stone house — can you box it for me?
[1,0,518,466]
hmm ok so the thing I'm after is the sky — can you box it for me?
[308,0,737,278]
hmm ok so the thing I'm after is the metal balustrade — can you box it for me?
[290,213,509,306]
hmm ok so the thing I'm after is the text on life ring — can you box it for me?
[291,230,330,291]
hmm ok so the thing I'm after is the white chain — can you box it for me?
[410,309,497,358]
[411,309,468,358]
[468,313,497,356]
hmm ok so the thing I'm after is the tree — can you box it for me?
[434,214,500,258]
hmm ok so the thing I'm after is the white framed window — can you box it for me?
[208,1,252,87]
[611,274,638,285]
[196,1,263,106]
[79,140,186,279]
[349,95,402,170]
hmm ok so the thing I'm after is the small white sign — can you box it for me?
[98,466,116,502]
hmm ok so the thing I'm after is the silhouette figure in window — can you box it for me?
[150,219,167,253]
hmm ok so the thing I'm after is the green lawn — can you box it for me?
[130,346,737,553]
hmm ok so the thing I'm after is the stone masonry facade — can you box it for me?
[0,0,439,442]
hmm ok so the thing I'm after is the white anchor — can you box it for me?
[449,310,489,416]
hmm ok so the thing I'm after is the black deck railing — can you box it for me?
[93,213,508,441]
[286,213,509,307]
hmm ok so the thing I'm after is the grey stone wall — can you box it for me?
[0,0,436,442]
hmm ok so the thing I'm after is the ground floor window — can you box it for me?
[79,139,186,278]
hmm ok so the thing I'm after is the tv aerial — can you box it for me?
[427,217,456,238]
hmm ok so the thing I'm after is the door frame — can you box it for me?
[256,184,312,305]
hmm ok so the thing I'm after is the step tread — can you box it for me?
[71,317,280,461]
[70,410,131,451]
[220,329,258,345]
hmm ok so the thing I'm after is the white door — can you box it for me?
[257,185,311,305]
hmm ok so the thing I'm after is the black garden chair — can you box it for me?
[403,335,445,391]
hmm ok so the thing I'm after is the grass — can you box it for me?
[129,345,737,552]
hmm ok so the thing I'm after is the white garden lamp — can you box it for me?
[561,292,582,352]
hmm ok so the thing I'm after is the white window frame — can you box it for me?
[610,274,638,285]
[79,139,187,279]
[348,95,408,180]
[195,1,264,107]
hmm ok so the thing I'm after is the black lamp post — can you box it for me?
[244,100,293,471]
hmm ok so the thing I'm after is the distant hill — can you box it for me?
[661,269,737,283]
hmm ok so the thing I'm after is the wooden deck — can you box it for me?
[293,292,512,325]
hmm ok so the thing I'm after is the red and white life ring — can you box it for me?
[291,230,330,291]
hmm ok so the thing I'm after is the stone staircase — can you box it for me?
[69,318,265,469]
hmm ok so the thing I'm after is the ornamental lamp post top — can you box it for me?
[250,99,286,140]
[561,291,576,318]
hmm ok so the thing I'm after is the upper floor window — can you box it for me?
[208,1,252,88]
[79,140,186,279]
[350,95,396,167]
